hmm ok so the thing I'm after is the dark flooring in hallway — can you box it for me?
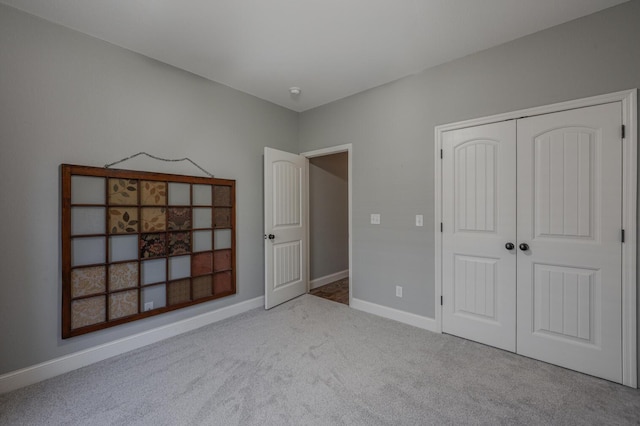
[309,278,349,305]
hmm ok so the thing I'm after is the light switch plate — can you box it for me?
[371,214,380,224]
[416,214,423,227]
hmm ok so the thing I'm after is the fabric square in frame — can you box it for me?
[109,290,138,320]
[214,249,232,272]
[214,208,231,228]
[167,207,191,230]
[140,181,166,206]
[109,207,139,234]
[214,185,231,206]
[108,179,138,205]
[169,232,191,255]
[109,262,138,291]
[168,279,191,305]
[192,275,212,299]
[141,207,166,232]
[71,266,106,298]
[192,252,213,276]
[214,271,232,294]
[140,233,166,258]
[71,296,105,329]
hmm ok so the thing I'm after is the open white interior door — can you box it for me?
[264,147,308,309]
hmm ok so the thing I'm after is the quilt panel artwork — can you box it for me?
[62,164,236,338]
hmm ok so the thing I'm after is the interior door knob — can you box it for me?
[519,243,529,251]
[268,234,275,240]
[505,242,515,250]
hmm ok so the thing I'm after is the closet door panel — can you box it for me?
[516,102,623,383]
[442,121,517,352]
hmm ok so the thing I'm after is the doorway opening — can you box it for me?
[302,144,352,306]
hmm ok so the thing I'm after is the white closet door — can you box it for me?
[442,121,517,351]
[516,102,623,383]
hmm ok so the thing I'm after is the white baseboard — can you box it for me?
[310,269,349,289]
[351,298,439,333]
[0,296,264,395]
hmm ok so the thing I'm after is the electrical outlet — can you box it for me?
[371,214,381,224]
[415,214,423,227]
[396,286,403,298]
[144,302,154,311]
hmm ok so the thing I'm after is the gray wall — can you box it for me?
[0,5,298,374]
[299,0,640,322]
[309,153,349,281]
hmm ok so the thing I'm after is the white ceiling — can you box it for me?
[2,0,627,112]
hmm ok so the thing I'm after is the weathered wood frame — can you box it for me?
[61,164,236,338]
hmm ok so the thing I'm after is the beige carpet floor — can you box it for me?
[1,294,639,425]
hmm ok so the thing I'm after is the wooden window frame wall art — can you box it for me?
[61,164,236,338]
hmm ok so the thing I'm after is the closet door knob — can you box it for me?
[505,242,515,250]
[519,243,529,251]
[268,234,275,240]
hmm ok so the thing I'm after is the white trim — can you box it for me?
[435,89,637,133]
[301,144,353,305]
[351,298,439,333]
[434,122,443,334]
[620,90,637,388]
[301,143,352,158]
[305,155,311,295]
[434,89,637,388]
[0,296,264,394]
[310,269,349,289]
